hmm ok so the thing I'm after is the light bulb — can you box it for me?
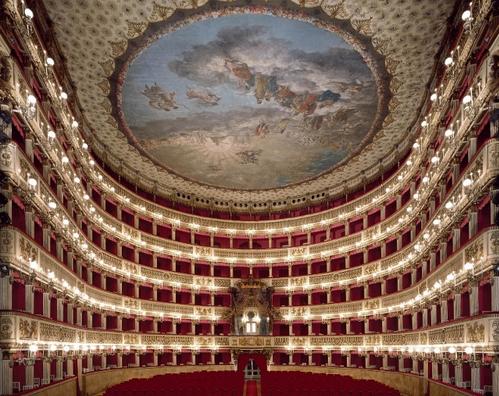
[24,8,34,19]
[46,57,55,66]
[421,120,428,128]
[27,94,37,105]
[431,156,439,164]
[461,10,471,21]
[413,142,420,149]
[27,177,37,187]
[462,178,472,187]
[47,130,56,140]
[444,129,454,138]
[464,346,473,354]
[48,201,57,210]
[444,56,453,67]
[72,120,79,128]
[462,94,472,104]
[445,201,454,210]
[448,346,456,354]
[60,91,68,100]
[82,142,88,150]
[430,93,438,102]
[61,156,69,164]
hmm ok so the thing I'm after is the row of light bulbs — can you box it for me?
[24,342,480,357]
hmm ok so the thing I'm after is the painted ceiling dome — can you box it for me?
[118,13,382,190]
[43,0,453,206]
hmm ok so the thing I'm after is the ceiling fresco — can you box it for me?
[42,0,455,204]
[119,13,378,189]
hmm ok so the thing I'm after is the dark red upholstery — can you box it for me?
[103,371,243,396]
[104,370,399,396]
[260,372,400,396]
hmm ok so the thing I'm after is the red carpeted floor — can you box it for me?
[245,380,259,396]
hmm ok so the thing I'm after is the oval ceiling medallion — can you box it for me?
[115,7,388,190]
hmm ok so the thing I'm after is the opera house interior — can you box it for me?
[0,0,498,395]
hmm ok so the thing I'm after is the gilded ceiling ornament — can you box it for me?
[149,2,176,23]
[109,40,128,58]
[321,1,347,20]
[98,59,115,77]
[352,18,372,36]
[126,21,148,39]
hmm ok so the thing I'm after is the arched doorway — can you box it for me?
[244,359,261,380]
[238,353,266,396]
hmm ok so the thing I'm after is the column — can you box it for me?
[55,358,63,380]
[442,361,450,383]
[21,283,32,315]
[441,299,448,322]
[327,352,332,366]
[432,360,439,380]
[66,359,74,377]
[430,305,437,325]
[67,303,74,324]
[76,307,82,326]
[87,354,94,371]
[0,355,13,395]
[382,354,388,370]
[471,362,481,392]
[412,312,418,330]
[346,353,352,368]
[56,298,63,321]
[470,283,479,316]
[42,358,51,384]
[455,362,463,387]
[117,353,123,368]
[42,292,51,318]
[454,292,461,319]
[469,210,478,238]
[0,276,12,310]
[411,357,419,375]
[25,362,34,389]
[492,276,499,312]
[492,359,499,396]
[453,228,460,252]
[422,308,428,328]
